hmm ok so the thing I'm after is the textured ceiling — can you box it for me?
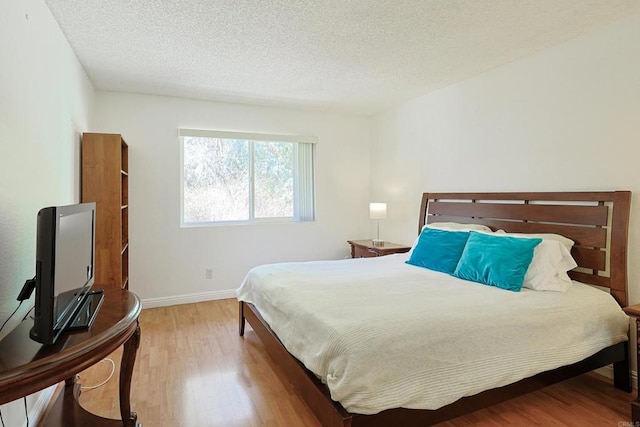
[44,0,640,115]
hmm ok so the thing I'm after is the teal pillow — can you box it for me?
[406,228,470,274]
[452,232,542,292]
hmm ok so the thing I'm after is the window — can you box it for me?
[179,129,316,225]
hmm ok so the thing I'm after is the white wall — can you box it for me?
[93,93,371,304]
[0,0,94,424]
[369,14,640,303]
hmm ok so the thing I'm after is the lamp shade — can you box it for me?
[369,202,387,220]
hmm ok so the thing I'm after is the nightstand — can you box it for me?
[347,240,411,258]
[623,304,640,422]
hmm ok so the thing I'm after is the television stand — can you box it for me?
[0,288,141,427]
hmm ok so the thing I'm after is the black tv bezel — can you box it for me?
[30,202,96,345]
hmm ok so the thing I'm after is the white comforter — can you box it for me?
[236,253,629,415]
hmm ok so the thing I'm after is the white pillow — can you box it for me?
[495,230,574,251]
[492,231,577,291]
[429,222,493,232]
[523,240,577,291]
[408,222,493,256]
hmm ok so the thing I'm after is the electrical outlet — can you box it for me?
[205,268,213,279]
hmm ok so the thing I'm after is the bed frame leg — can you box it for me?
[239,301,246,336]
[613,341,632,392]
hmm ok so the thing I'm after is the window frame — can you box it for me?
[179,128,317,227]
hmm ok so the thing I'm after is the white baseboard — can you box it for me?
[594,365,638,389]
[595,365,613,379]
[24,385,57,427]
[141,289,237,309]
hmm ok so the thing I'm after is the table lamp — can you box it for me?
[369,202,387,246]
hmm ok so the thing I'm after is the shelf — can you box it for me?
[121,246,129,290]
[121,173,128,207]
[121,140,128,174]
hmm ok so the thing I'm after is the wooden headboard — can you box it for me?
[419,191,631,307]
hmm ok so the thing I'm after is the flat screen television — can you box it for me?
[30,202,104,345]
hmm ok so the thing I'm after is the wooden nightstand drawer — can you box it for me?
[353,246,380,258]
[348,240,411,258]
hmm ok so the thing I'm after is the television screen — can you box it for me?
[54,209,94,323]
[30,202,102,344]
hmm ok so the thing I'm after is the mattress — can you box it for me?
[236,253,629,415]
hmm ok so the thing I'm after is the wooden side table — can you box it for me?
[0,288,141,426]
[623,304,640,423]
[347,240,411,258]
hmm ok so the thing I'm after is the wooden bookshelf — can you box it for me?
[82,133,130,290]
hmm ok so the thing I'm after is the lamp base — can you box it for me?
[372,239,385,247]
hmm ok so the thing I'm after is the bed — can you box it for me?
[237,191,632,426]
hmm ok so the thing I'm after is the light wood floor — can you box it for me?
[75,298,633,426]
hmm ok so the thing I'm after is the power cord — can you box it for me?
[0,301,23,333]
[21,306,34,322]
[23,398,28,427]
[1,276,37,333]
[0,397,28,427]
[79,358,116,390]
[0,278,34,427]
[0,300,22,427]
